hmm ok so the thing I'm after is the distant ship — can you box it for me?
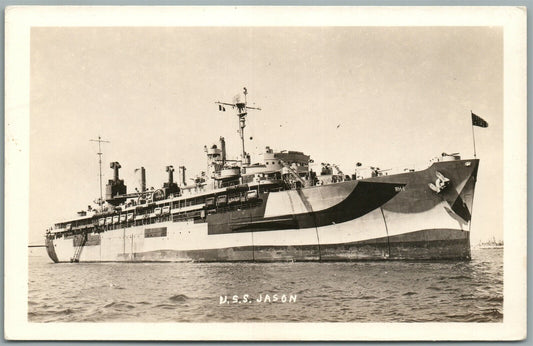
[475,237,503,249]
[45,89,479,263]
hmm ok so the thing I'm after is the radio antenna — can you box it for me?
[90,135,110,208]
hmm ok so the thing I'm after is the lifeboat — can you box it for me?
[216,195,228,206]
[246,190,258,200]
[219,167,240,179]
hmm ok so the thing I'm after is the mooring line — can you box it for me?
[380,207,391,259]
[294,189,321,260]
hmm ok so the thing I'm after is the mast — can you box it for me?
[89,135,110,209]
[471,111,477,158]
[240,88,248,162]
[215,87,261,167]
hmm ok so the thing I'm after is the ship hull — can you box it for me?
[46,159,478,262]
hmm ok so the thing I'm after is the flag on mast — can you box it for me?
[471,112,488,128]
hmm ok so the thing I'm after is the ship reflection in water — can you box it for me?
[28,248,502,322]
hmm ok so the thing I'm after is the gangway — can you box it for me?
[70,233,87,263]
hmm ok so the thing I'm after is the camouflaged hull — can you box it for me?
[46,159,478,262]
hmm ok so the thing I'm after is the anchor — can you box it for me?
[428,171,450,193]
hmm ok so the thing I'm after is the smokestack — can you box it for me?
[220,137,226,165]
[178,166,187,186]
[166,165,174,185]
[135,167,146,192]
[106,162,127,201]
[110,162,121,182]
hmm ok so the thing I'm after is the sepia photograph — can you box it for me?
[5,6,527,341]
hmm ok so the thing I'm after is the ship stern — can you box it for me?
[45,235,59,263]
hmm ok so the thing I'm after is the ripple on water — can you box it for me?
[103,301,135,310]
[169,294,189,302]
[153,304,177,309]
[485,296,504,303]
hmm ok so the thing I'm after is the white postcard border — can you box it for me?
[4,6,527,341]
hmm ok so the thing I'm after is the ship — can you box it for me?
[44,89,479,263]
[475,237,503,250]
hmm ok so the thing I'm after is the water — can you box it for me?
[28,248,503,323]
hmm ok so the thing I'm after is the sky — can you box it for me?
[29,26,502,245]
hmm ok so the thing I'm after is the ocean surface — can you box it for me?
[28,248,503,323]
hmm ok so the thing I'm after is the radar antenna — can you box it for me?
[215,87,261,166]
[89,135,110,209]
